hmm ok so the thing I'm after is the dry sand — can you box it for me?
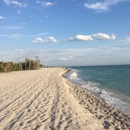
[0,68,129,130]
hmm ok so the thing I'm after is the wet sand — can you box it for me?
[0,68,129,130]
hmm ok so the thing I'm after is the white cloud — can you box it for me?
[33,37,58,43]
[59,58,68,61]
[85,2,109,11]
[36,1,55,7]
[111,34,116,40]
[92,33,116,40]
[126,37,130,42]
[84,0,130,12]
[46,37,58,43]
[17,10,21,14]
[67,33,116,42]
[45,2,53,6]
[3,0,11,5]
[0,16,3,19]
[59,56,74,61]
[68,35,93,41]
[33,37,44,43]
[3,0,27,7]
[0,16,6,19]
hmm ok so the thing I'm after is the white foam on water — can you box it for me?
[82,81,101,93]
[68,69,80,80]
[81,81,130,115]
[69,72,78,79]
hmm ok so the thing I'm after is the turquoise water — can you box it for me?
[73,65,130,97]
[65,65,130,115]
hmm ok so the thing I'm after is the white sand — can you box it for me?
[0,68,129,130]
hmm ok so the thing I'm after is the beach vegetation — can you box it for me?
[22,58,40,70]
[0,62,10,72]
[0,57,41,73]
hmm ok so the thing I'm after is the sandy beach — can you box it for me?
[0,68,129,130]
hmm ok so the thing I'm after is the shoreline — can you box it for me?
[64,76,101,98]
[62,68,102,98]
[63,67,130,115]
[0,68,129,129]
[62,68,130,129]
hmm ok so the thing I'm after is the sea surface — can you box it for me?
[64,65,130,115]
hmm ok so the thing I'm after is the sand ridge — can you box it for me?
[0,68,130,130]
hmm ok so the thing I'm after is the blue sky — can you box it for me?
[0,0,130,66]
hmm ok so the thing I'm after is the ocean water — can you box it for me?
[64,65,130,115]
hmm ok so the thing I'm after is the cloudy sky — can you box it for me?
[0,0,130,66]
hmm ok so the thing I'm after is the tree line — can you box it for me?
[0,57,41,72]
